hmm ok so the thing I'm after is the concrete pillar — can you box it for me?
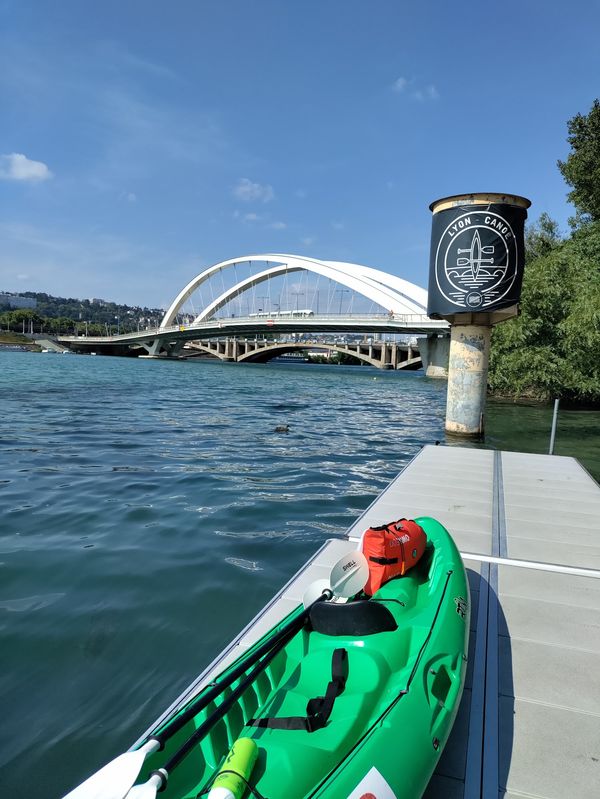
[445,325,491,436]
[380,342,387,367]
[417,335,450,378]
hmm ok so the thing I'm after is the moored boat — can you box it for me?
[65,517,469,799]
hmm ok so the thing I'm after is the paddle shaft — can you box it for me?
[155,624,298,787]
[148,593,328,748]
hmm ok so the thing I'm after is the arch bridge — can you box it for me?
[60,254,448,369]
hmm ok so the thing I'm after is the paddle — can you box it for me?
[61,740,161,799]
[62,550,368,799]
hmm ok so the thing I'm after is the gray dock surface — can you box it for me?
[346,445,600,799]
[145,445,600,798]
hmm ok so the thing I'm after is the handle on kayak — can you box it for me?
[427,655,464,736]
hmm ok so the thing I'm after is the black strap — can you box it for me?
[388,520,406,568]
[369,555,399,565]
[247,648,348,733]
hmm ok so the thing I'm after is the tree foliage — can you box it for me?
[0,291,163,328]
[557,99,600,225]
[489,221,600,403]
[489,100,600,405]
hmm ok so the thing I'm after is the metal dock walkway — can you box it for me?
[142,445,600,798]
[366,445,600,799]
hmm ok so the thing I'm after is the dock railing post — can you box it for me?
[549,398,560,455]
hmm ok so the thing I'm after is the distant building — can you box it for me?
[89,298,107,306]
[0,293,37,309]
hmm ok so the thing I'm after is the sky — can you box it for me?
[1,0,599,309]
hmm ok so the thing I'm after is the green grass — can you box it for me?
[0,331,36,344]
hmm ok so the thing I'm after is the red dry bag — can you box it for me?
[360,518,427,596]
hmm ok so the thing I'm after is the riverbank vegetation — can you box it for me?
[0,331,39,347]
[489,99,600,405]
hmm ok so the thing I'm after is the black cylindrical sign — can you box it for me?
[427,193,531,318]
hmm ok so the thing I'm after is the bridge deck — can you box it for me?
[57,312,449,348]
[137,445,600,798]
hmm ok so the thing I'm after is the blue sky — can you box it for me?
[1,0,599,308]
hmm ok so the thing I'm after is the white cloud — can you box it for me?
[237,212,285,229]
[0,153,53,182]
[97,41,177,80]
[233,177,274,203]
[331,221,345,231]
[295,188,307,199]
[243,212,261,223]
[414,84,439,102]
[392,77,439,101]
[392,77,409,93]
[301,236,316,247]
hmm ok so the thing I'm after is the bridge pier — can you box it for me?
[416,335,450,378]
[139,338,185,359]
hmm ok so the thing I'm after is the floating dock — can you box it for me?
[138,445,600,798]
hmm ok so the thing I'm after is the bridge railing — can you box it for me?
[159,312,442,331]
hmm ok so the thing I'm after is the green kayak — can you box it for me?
[67,517,470,799]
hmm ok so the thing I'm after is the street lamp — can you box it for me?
[291,291,304,311]
[335,288,350,315]
[115,315,120,335]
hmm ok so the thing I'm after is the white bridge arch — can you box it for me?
[160,254,428,328]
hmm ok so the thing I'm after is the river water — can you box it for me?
[1,351,598,798]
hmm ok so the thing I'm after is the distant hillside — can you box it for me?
[0,291,165,335]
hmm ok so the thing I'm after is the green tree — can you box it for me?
[489,221,600,403]
[0,309,44,333]
[557,98,600,225]
[524,212,561,263]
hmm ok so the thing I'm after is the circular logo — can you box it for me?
[434,211,518,310]
[466,291,483,309]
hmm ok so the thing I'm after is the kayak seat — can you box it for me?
[308,599,397,636]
